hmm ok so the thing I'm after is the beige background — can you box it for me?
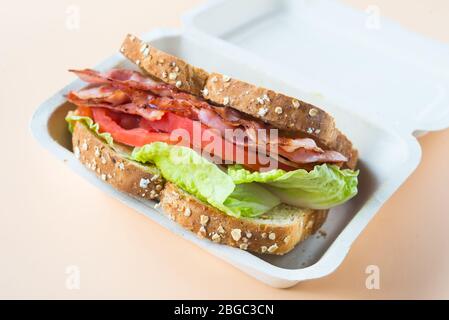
[1,0,448,299]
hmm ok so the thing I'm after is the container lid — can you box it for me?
[183,0,449,135]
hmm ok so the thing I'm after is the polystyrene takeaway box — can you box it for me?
[31,0,449,288]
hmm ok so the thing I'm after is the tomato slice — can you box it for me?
[87,107,294,171]
[91,108,174,147]
[141,112,294,171]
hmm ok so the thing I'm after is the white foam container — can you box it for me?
[31,0,449,288]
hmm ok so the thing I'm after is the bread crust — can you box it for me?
[72,121,165,201]
[120,34,358,169]
[121,34,209,96]
[160,182,328,255]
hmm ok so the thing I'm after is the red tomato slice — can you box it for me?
[87,107,294,171]
[91,108,175,147]
[141,112,293,171]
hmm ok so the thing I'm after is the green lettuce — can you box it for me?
[222,184,280,218]
[131,142,280,217]
[227,164,359,209]
[65,111,113,146]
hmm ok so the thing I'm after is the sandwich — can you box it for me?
[65,34,359,255]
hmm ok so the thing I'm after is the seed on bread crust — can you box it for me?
[81,140,88,151]
[184,207,191,217]
[231,229,242,241]
[309,108,319,117]
[74,146,80,159]
[139,178,150,189]
[268,244,278,253]
[200,215,209,226]
[258,107,268,117]
[211,233,221,243]
[292,99,300,109]
[217,225,225,234]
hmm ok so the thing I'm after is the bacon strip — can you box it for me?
[279,149,347,164]
[197,108,347,163]
[122,88,200,119]
[70,69,170,94]
[197,108,235,134]
[68,68,348,166]
[70,85,130,105]
[67,92,164,122]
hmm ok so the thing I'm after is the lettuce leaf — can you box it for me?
[131,142,280,217]
[227,164,359,209]
[223,184,280,218]
[65,111,114,146]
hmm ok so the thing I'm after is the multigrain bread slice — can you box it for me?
[72,121,165,201]
[120,34,209,97]
[71,119,327,255]
[120,34,358,169]
[160,182,328,255]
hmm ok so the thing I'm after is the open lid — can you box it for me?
[183,0,449,135]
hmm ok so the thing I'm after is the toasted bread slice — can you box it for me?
[120,34,358,169]
[71,119,327,255]
[120,34,209,96]
[72,121,165,201]
[160,182,328,255]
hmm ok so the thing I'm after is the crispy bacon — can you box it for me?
[197,108,235,134]
[121,88,200,119]
[70,69,212,104]
[107,103,165,122]
[279,148,347,164]
[70,85,130,105]
[71,85,115,99]
[244,127,347,164]
[70,69,174,96]
[68,68,348,167]
[211,106,247,125]
[195,109,347,163]
[67,92,164,122]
